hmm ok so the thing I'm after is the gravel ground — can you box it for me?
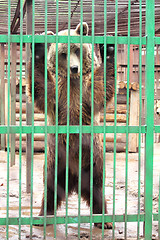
[0,143,159,239]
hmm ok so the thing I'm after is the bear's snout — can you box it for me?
[70,65,78,74]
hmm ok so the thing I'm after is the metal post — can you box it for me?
[26,0,32,193]
[0,44,6,150]
[144,0,155,238]
[10,43,17,166]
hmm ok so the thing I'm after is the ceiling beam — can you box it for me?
[11,0,32,34]
[107,0,139,26]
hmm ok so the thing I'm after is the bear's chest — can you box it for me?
[57,85,82,125]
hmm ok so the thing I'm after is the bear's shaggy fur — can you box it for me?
[28,23,114,229]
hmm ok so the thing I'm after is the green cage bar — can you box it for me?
[30,0,35,237]
[124,0,131,238]
[145,0,155,239]
[0,213,148,225]
[113,0,118,238]
[43,0,48,237]
[102,0,107,237]
[78,4,84,239]
[0,125,147,134]
[0,35,148,45]
[54,0,59,237]
[137,0,142,238]
[0,35,147,45]
[90,0,95,238]
[6,0,11,238]
[18,0,23,238]
[0,43,5,150]
[65,0,71,237]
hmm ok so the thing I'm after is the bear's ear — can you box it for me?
[30,43,45,63]
[30,31,54,63]
[75,22,89,36]
[35,43,45,62]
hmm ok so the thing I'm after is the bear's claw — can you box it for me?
[94,222,113,229]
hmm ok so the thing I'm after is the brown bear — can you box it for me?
[28,22,114,229]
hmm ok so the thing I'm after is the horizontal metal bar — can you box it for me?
[0,125,147,134]
[155,37,160,44]
[0,214,146,225]
[0,35,147,45]
[0,213,158,225]
[154,125,160,133]
[153,213,160,221]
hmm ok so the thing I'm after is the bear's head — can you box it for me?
[47,22,99,80]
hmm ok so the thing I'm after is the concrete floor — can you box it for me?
[0,143,159,239]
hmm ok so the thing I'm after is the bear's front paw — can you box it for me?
[94,222,113,229]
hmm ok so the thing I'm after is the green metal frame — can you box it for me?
[0,0,159,239]
[145,0,155,239]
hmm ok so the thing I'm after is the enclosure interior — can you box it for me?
[0,0,160,240]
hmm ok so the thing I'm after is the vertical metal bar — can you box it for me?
[6,0,11,237]
[18,0,23,237]
[102,0,107,238]
[125,1,131,238]
[10,43,16,166]
[44,0,48,237]
[78,4,83,239]
[65,0,71,237]
[137,0,142,238]
[145,0,155,238]
[26,103,32,194]
[0,44,5,150]
[113,0,118,238]
[30,0,35,237]
[26,0,32,194]
[54,0,59,237]
[90,0,94,237]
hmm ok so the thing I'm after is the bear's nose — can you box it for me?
[70,65,78,74]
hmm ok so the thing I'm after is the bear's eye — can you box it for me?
[61,53,67,59]
[75,48,80,57]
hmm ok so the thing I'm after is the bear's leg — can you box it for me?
[39,167,77,218]
[92,185,112,229]
[39,167,66,217]
[81,166,112,229]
